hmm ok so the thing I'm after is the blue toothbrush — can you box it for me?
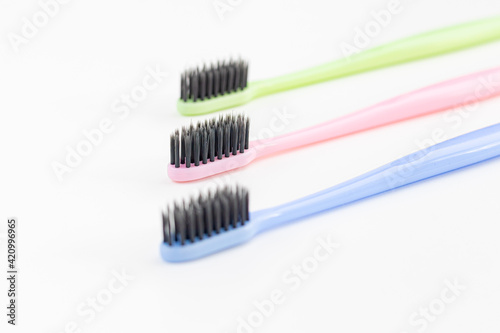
[161,123,500,262]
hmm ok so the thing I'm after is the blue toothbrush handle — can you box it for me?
[253,123,500,232]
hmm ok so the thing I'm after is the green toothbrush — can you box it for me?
[178,15,500,116]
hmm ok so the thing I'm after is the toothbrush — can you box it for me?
[169,67,500,182]
[161,122,500,262]
[177,15,500,115]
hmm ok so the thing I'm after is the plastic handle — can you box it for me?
[254,67,500,158]
[252,16,500,97]
[252,123,500,232]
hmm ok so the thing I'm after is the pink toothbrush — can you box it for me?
[169,67,500,182]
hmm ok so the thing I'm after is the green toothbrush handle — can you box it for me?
[252,16,500,97]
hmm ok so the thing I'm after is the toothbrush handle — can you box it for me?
[254,16,500,96]
[256,123,500,232]
[255,67,500,158]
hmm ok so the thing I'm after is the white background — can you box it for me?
[1,0,500,332]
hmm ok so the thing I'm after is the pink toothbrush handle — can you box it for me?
[254,67,500,158]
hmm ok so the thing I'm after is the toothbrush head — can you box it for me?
[161,185,252,262]
[168,113,257,182]
[177,59,253,116]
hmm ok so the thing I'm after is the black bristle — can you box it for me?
[224,123,231,157]
[174,204,185,245]
[234,62,241,91]
[207,69,213,99]
[217,125,223,160]
[220,194,230,231]
[241,62,248,88]
[245,117,250,149]
[199,70,206,101]
[187,203,196,243]
[180,128,185,164]
[202,129,208,164]
[231,120,239,155]
[220,64,227,95]
[168,210,174,245]
[239,117,246,153]
[203,196,213,237]
[213,195,221,233]
[228,64,235,92]
[194,201,204,240]
[190,71,198,102]
[190,128,195,163]
[162,186,250,246]
[209,127,215,162]
[243,188,249,222]
[164,209,175,246]
[162,211,168,243]
[193,130,200,166]
[170,114,250,168]
[170,134,175,165]
[185,133,191,168]
[174,132,180,168]
[230,189,238,227]
[181,74,187,102]
[213,68,220,97]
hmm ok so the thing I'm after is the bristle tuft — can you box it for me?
[180,59,249,102]
[162,186,250,246]
[170,113,250,168]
